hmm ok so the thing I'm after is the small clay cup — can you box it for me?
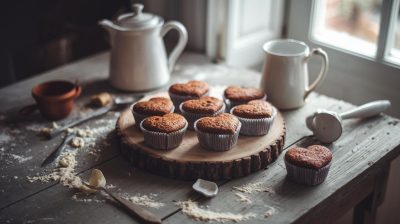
[32,80,81,120]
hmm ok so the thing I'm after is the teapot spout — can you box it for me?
[98,19,126,33]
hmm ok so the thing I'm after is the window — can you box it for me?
[311,0,382,57]
[287,0,400,115]
[387,3,400,63]
[309,0,400,67]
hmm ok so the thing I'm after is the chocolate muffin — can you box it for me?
[168,80,209,110]
[169,80,209,97]
[182,96,223,114]
[133,97,174,116]
[194,113,241,151]
[140,113,188,150]
[142,113,187,133]
[285,145,332,170]
[224,86,266,108]
[231,100,275,136]
[131,97,174,128]
[232,100,273,119]
[196,113,239,134]
[180,96,225,130]
[284,145,332,186]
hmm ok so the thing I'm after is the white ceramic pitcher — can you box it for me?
[99,4,188,91]
[260,39,329,109]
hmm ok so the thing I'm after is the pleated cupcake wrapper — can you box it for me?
[140,120,188,150]
[193,120,241,151]
[223,94,267,112]
[230,107,276,136]
[131,104,175,129]
[284,159,331,186]
[179,103,226,130]
[169,91,210,112]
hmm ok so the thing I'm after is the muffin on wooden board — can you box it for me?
[179,96,225,130]
[168,80,209,110]
[140,113,188,150]
[224,86,266,110]
[194,113,241,151]
[284,145,332,186]
[231,100,275,136]
[131,97,174,128]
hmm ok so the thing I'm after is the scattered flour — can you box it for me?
[177,200,256,222]
[27,151,83,188]
[25,122,59,135]
[106,184,116,189]
[70,137,85,148]
[9,153,32,163]
[123,193,165,209]
[264,207,276,218]
[0,132,11,144]
[25,124,46,132]
[72,194,105,203]
[232,181,275,194]
[234,192,252,204]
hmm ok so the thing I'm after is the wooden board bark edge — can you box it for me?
[115,112,286,181]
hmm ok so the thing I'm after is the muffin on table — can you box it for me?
[131,97,174,128]
[284,145,332,186]
[194,113,241,151]
[179,96,225,130]
[140,113,188,150]
[224,86,266,109]
[168,80,209,110]
[231,100,275,136]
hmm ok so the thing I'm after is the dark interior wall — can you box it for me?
[0,0,206,88]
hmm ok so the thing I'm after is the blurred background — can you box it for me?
[0,0,206,87]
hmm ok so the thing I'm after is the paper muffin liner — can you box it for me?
[139,120,188,150]
[179,102,226,130]
[169,91,209,112]
[284,159,331,186]
[193,120,241,151]
[131,103,175,129]
[223,94,267,112]
[230,107,276,136]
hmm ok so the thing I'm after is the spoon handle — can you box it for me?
[340,100,391,120]
[48,107,111,139]
[102,188,162,224]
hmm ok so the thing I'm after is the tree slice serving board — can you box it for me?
[116,86,286,181]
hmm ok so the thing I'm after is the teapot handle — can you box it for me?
[161,21,188,73]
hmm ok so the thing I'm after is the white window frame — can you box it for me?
[287,0,400,115]
[206,0,284,68]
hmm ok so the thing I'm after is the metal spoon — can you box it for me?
[83,169,161,224]
[48,95,143,138]
[306,100,391,143]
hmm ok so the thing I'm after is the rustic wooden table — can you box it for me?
[0,52,399,224]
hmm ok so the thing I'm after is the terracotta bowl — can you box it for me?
[32,80,81,120]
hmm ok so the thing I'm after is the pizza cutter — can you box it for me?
[306,100,391,143]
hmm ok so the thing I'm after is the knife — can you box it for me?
[41,133,76,167]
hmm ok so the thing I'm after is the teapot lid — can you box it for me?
[117,4,161,29]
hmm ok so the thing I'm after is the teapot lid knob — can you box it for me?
[116,3,161,29]
[132,4,144,16]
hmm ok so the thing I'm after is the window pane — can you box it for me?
[389,6,400,61]
[312,0,382,56]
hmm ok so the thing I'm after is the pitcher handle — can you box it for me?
[304,48,329,99]
[161,21,188,73]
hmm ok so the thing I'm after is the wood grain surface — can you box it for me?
[0,52,399,224]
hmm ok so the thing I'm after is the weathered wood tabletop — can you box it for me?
[0,52,399,224]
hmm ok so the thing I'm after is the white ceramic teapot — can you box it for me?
[99,4,188,91]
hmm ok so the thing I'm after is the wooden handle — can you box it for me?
[104,189,162,224]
